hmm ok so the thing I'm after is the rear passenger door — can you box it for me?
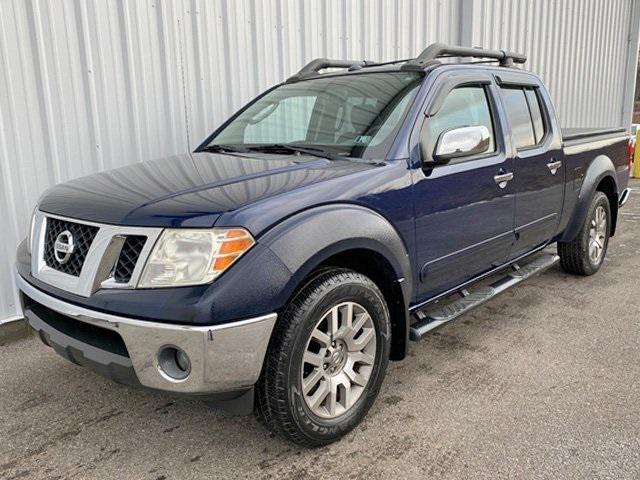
[497,78,564,258]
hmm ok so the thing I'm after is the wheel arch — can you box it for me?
[560,155,619,242]
[260,204,414,360]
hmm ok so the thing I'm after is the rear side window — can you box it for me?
[500,87,535,149]
[428,86,496,155]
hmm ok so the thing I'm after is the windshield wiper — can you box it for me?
[206,143,384,165]
[246,144,343,161]
[201,144,250,153]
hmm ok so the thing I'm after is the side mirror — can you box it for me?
[432,125,491,164]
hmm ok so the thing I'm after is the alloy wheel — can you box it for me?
[300,302,377,419]
[588,205,607,264]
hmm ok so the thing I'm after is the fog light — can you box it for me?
[157,346,191,381]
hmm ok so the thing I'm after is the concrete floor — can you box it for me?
[2,180,640,480]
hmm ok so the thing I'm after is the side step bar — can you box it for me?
[409,254,560,341]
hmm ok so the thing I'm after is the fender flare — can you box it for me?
[259,204,414,359]
[560,155,619,242]
[260,204,413,303]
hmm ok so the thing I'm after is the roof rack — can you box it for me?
[402,42,526,70]
[285,43,526,83]
[286,58,376,83]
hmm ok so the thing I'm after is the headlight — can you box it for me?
[26,208,36,255]
[138,228,255,288]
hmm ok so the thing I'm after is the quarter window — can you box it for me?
[428,86,496,156]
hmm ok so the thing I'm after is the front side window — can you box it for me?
[209,72,423,159]
[428,86,496,156]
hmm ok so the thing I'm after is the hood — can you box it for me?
[38,152,373,227]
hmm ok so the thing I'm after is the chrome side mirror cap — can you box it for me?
[432,125,491,163]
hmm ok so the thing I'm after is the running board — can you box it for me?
[409,254,560,341]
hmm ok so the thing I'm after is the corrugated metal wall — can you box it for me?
[471,0,637,128]
[1,0,639,323]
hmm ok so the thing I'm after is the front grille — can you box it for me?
[114,235,147,283]
[43,218,99,277]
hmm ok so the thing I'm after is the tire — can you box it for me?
[255,269,391,447]
[558,191,611,276]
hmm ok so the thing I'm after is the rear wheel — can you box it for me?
[255,269,390,447]
[558,191,611,275]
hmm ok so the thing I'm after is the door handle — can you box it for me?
[494,172,514,188]
[547,160,562,174]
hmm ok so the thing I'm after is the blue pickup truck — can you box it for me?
[16,44,631,446]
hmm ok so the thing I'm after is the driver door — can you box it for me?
[412,76,516,301]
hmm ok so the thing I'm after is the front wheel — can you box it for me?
[255,269,390,447]
[558,191,611,275]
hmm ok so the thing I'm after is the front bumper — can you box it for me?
[17,273,277,395]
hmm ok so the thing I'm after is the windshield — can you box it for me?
[208,72,423,159]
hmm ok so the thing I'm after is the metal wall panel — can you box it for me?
[472,0,635,127]
[0,0,638,323]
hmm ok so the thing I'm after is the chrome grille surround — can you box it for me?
[31,210,163,297]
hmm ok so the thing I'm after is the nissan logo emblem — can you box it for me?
[53,230,75,264]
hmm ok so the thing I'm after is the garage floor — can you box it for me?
[2,180,639,480]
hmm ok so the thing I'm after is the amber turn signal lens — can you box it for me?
[210,228,255,276]
[212,254,239,272]
[219,237,254,255]
[225,229,248,239]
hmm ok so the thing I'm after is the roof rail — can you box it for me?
[285,44,526,83]
[402,43,526,70]
[286,58,376,83]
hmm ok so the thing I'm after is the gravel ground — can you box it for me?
[1,180,639,480]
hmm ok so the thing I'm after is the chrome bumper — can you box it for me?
[17,274,277,394]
